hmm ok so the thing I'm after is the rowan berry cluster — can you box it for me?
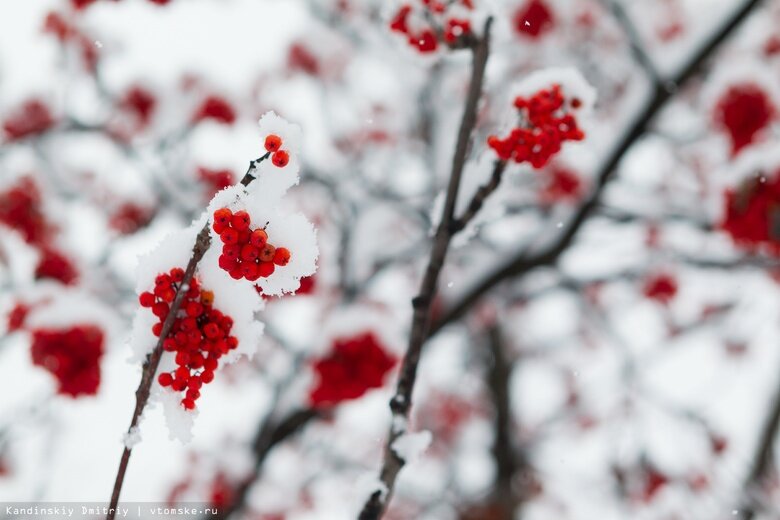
[213,208,292,283]
[642,272,678,304]
[263,133,290,168]
[0,177,78,284]
[31,325,104,397]
[309,332,397,406]
[721,171,780,255]
[138,267,238,410]
[488,84,585,168]
[714,83,775,155]
[389,0,475,54]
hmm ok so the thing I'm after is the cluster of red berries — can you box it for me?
[0,177,78,284]
[642,272,678,304]
[513,0,555,39]
[263,133,290,168]
[389,0,474,54]
[213,208,292,282]
[539,167,582,205]
[31,325,104,397]
[714,83,775,155]
[721,171,780,255]
[309,332,397,406]
[2,99,55,142]
[139,267,238,410]
[197,167,235,198]
[488,84,585,168]
[192,95,236,126]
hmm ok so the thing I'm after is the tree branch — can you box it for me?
[357,18,495,520]
[105,155,269,520]
[430,0,765,337]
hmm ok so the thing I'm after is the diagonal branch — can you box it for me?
[105,155,269,520]
[430,0,765,337]
[357,17,495,520]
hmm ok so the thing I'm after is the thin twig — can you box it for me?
[358,17,495,520]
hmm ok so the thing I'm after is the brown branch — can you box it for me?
[453,160,508,233]
[485,324,517,520]
[213,408,320,520]
[358,18,495,520]
[105,155,269,520]
[429,0,766,338]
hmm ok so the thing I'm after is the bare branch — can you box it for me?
[358,17,495,519]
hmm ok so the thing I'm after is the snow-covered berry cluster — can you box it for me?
[139,267,237,410]
[488,71,591,168]
[714,83,775,156]
[213,208,291,282]
[31,325,104,397]
[309,332,397,406]
[128,111,316,440]
[263,134,290,168]
[389,0,478,54]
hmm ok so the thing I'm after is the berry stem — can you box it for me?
[358,17,495,519]
[105,154,270,520]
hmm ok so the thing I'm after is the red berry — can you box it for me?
[204,323,221,339]
[212,221,227,234]
[181,398,196,410]
[152,302,169,319]
[227,336,238,350]
[204,357,218,371]
[163,338,177,352]
[201,370,215,383]
[170,267,185,282]
[257,261,275,277]
[139,292,155,307]
[186,389,200,400]
[241,244,260,262]
[189,352,205,369]
[186,302,204,317]
[172,379,187,391]
[158,372,173,386]
[175,366,190,380]
[273,247,291,266]
[152,323,163,336]
[176,351,190,366]
[219,254,240,272]
[223,244,241,258]
[220,228,239,245]
[229,268,243,280]
[214,207,233,225]
[250,229,268,248]
[231,210,251,231]
[188,376,202,389]
[271,150,289,167]
[259,244,276,262]
[241,262,260,281]
[265,134,283,152]
[181,317,197,331]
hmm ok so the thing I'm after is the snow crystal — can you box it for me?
[391,429,432,463]
[122,426,142,449]
[160,389,198,443]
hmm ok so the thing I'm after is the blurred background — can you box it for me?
[1,0,780,519]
